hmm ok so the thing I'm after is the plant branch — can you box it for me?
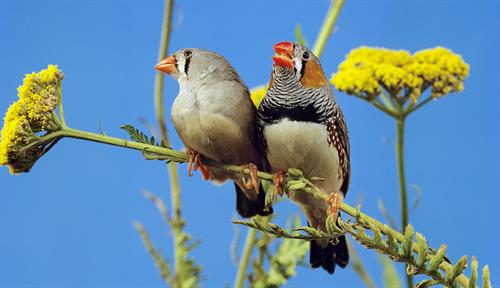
[35,125,480,287]
[312,0,345,57]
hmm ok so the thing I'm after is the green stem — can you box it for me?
[312,0,345,57]
[352,94,397,117]
[404,95,433,116]
[57,81,67,128]
[154,0,182,281]
[349,240,376,288]
[379,92,396,112]
[396,116,413,288]
[51,127,186,161]
[372,99,398,117]
[155,0,174,145]
[235,228,257,288]
[396,117,408,232]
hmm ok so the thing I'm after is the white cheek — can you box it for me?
[294,58,302,72]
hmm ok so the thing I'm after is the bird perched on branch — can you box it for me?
[155,48,272,218]
[257,42,350,274]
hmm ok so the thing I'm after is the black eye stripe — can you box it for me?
[299,60,306,78]
[184,57,191,75]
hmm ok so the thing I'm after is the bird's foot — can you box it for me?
[326,192,344,220]
[240,163,259,193]
[273,171,286,197]
[187,149,210,180]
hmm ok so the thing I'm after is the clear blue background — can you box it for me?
[1,0,498,287]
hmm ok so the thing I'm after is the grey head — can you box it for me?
[155,48,242,86]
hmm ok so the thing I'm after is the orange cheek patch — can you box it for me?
[300,60,328,88]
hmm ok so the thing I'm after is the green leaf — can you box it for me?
[469,256,478,288]
[448,255,467,283]
[415,279,439,288]
[429,245,447,271]
[482,265,491,288]
[133,221,172,283]
[121,124,155,145]
[415,232,428,269]
[294,24,308,47]
[379,254,402,288]
[325,214,337,235]
[402,224,415,261]
[287,168,303,177]
[287,180,306,190]
[377,198,397,229]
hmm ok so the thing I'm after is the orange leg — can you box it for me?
[187,148,210,180]
[273,171,286,197]
[326,192,344,221]
[187,149,196,177]
[239,163,259,193]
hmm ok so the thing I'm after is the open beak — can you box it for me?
[155,55,177,74]
[272,41,294,69]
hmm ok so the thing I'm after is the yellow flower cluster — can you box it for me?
[0,65,63,173]
[18,64,63,130]
[250,85,268,108]
[331,46,469,101]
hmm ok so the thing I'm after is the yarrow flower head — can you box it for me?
[17,64,63,130]
[250,85,268,108]
[0,65,64,174]
[331,46,469,102]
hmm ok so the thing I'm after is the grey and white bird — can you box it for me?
[257,42,350,274]
[155,48,272,218]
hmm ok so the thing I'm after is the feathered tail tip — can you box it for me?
[235,182,273,218]
[310,234,349,274]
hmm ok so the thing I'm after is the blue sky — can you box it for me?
[1,0,498,287]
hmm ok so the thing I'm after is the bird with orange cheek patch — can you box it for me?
[155,48,272,218]
[257,42,350,274]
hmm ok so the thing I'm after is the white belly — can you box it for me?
[171,87,257,165]
[264,118,341,194]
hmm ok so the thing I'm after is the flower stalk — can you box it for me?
[312,0,345,57]
[153,0,188,283]
[331,46,470,288]
[234,228,257,288]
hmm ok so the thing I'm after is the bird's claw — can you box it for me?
[326,192,343,221]
[240,163,259,193]
[273,171,286,197]
[187,149,210,180]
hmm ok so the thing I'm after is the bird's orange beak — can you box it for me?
[272,41,294,69]
[155,55,177,74]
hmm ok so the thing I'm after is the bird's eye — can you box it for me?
[302,51,310,60]
[184,50,192,57]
